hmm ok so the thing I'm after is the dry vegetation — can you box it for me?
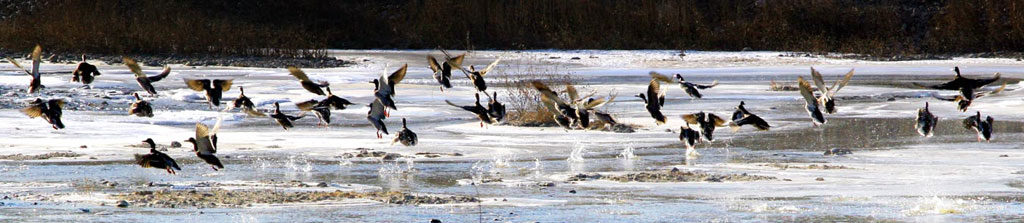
[3,1,1024,57]
[492,58,580,126]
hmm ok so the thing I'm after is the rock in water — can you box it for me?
[170,141,182,148]
[116,200,129,208]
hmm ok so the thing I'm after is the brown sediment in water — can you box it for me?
[112,189,479,208]
[568,168,777,183]
[760,163,851,170]
[0,151,81,160]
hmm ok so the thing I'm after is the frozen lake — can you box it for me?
[1,50,1023,222]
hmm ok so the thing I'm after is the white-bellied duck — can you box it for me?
[809,67,855,114]
[798,76,826,126]
[915,102,938,137]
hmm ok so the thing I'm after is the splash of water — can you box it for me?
[568,142,586,163]
[492,155,513,169]
[286,155,313,173]
[618,145,637,160]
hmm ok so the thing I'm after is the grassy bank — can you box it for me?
[2,0,1022,57]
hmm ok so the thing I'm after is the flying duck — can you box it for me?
[915,66,1001,111]
[915,102,938,137]
[232,87,266,117]
[287,66,328,95]
[454,58,501,92]
[185,79,233,108]
[798,77,826,126]
[129,93,153,118]
[72,55,101,85]
[392,118,418,146]
[371,64,408,114]
[729,101,770,131]
[809,67,855,114]
[22,98,64,129]
[322,86,354,110]
[637,76,667,125]
[123,58,171,96]
[533,81,581,128]
[135,138,181,175]
[6,45,43,93]
[679,124,702,157]
[963,111,994,142]
[427,52,465,92]
[683,111,728,142]
[933,82,1006,112]
[367,98,389,139]
[651,72,718,99]
[296,99,331,127]
[185,119,224,171]
[487,92,506,124]
[593,111,617,130]
[270,102,303,130]
[445,93,493,128]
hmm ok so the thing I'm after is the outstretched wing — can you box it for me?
[829,68,855,96]
[184,79,209,91]
[295,99,319,111]
[532,81,568,106]
[448,53,466,67]
[123,58,146,78]
[566,84,579,103]
[810,67,828,96]
[30,45,40,79]
[147,66,171,82]
[682,114,699,124]
[797,77,819,105]
[427,56,442,73]
[966,73,1001,88]
[21,104,43,118]
[287,66,312,82]
[695,80,718,89]
[388,64,409,84]
[6,57,31,76]
[708,113,728,127]
[648,71,673,83]
[584,94,616,109]
[478,58,501,76]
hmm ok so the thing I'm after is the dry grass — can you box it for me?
[492,57,580,126]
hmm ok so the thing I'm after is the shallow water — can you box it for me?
[2,50,1024,222]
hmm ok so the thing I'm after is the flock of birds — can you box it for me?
[4,45,1011,174]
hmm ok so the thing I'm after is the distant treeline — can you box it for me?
[1,0,1022,57]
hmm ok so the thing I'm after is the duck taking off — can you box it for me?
[809,67,854,114]
[446,93,493,128]
[453,57,501,92]
[321,86,355,110]
[486,91,506,124]
[729,101,770,131]
[637,75,667,125]
[129,93,154,118]
[22,98,65,130]
[367,98,389,139]
[915,66,1001,112]
[427,52,465,92]
[5,45,44,93]
[533,81,582,129]
[933,82,1006,112]
[124,58,171,96]
[679,124,702,157]
[135,138,181,175]
[270,102,303,130]
[798,76,826,126]
[185,79,233,108]
[295,99,332,127]
[186,118,225,171]
[650,72,718,99]
[393,118,418,146]
[915,102,938,137]
[287,66,328,95]
[231,87,266,117]
[683,111,728,142]
[72,55,101,85]
[963,111,994,142]
[371,64,408,114]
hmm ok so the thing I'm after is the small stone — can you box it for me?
[570,57,581,60]
[80,208,90,213]
[568,189,576,194]
[670,167,680,172]
[116,200,129,207]
[430,219,442,223]
[317,182,328,187]
[1000,154,1009,157]
[80,145,87,148]
[170,141,182,148]
[815,177,825,181]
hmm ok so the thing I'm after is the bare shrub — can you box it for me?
[491,57,582,127]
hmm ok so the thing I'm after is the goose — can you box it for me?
[22,98,64,129]
[963,111,994,142]
[729,101,770,131]
[683,111,728,142]
[135,138,181,175]
[392,118,418,146]
[367,98,389,139]
[445,93,493,128]
[129,93,153,118]
[454,58,501,92]
[651,72,718,99]
[637,76,667,125]
[679,124,702,157]
[287,66,328,95]
[72,55,101,85]
[296,99,331,127]
[427,52,465,92]
[915,102,938,137]
[123,58,171,96]
[270,102,303,130]
[487,91,506,124]
[809,67,855,114]
[798,77,826,126]
[231,87,266,117]
[915,67,1000,111]
[371,64,408,114]
[185,119,224,171]
[5,45,43,93]
[185,79,233,108]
